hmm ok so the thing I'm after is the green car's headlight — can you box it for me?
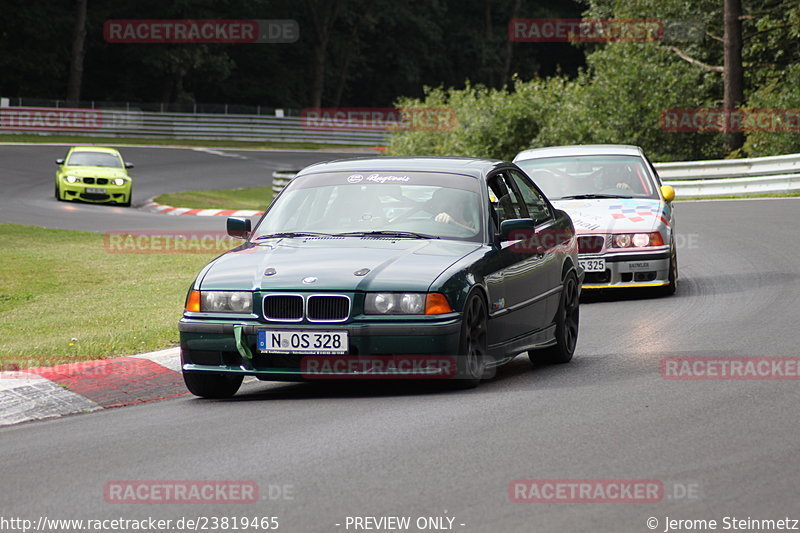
[65,175,81,183]
[365,293,426,315]
[112,178,126,186]
[199,291,253,313]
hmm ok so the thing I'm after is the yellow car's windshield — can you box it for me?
[67,152,122,168]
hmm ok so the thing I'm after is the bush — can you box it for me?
[389,43,726,162]
[743,64,800,157]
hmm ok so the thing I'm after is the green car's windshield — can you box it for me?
[516,155,659,200]
[253,171,483,242]
[67,151,123,168]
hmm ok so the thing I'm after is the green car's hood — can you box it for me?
[61,165,129,179]
[198,237,482,292]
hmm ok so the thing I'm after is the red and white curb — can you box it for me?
[141,200,264,217]
[0,347,185,427]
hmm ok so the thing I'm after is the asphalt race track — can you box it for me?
[1,144,800,532]
[0,144,365,231]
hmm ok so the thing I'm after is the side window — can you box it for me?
[487,174,525,225]
[508,170,552,225]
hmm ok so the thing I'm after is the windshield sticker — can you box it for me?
[347,173,411,184]
[366,173,411,183]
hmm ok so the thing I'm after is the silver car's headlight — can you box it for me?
[200,291,253,313]
[112,178,126,186]
[611,232,665,248]
[365,293,426,315]
[65,175,81,183]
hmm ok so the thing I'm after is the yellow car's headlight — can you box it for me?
[65,175,81,183]
[112,178,126,186]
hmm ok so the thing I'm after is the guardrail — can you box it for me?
[271,170,297,195]
[270,153,800,199]
[0,106,388,146]
[665,174,800,198]
[654,152,800,197]
[654,153,800,180]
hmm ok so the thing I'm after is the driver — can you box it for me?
[595,162,637,192]
[430,189,476,232]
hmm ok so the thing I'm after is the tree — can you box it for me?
[305,0,343,107]
[723,0,744,150]
[66,0,88,105]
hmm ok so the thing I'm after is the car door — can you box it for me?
[483,172,551,348]
[506,169,564,321]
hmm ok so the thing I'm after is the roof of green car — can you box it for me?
[298,156,511,180]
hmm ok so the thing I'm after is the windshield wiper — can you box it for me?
[334,230,440,239]
[557,194,634,200]
[255,231,335,239]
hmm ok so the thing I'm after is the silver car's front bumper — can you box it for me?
[579,250,671,289]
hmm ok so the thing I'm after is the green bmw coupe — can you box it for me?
[55,146,134,206]
[179,157,583,397]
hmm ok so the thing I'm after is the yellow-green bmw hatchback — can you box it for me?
[55,146,134,206]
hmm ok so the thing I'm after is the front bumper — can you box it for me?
[59,181,131,204]
[179,318,462,380]
[580,250,671,289]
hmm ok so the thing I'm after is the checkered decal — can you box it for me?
[608,204,670,226]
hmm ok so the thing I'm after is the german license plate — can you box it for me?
[579,258,606,272]
[257,330,348,354]
[86,187,106,194]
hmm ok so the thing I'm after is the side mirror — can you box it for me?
[124,162,135,169]
[499,218,535,242]
[55,159,64,165]
[660,185,675,203]
[226,217,252,239]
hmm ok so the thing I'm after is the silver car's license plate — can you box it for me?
[257,330,348,354]
[579,258,606,272]
[86,187,106,194]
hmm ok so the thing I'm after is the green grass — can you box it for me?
[154,186,274,210]
[0,133,374,151]
[676,191,800,201]
[0,224,225,368]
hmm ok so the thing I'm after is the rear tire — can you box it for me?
[183,372,243,398]
[531,270,579,365]
[452,292,488,388]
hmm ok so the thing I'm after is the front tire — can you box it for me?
[120,188,132,207]
[453,292,488,388]
[183,372,243,398]
[658,242,678,296]
[55,182,63,201]
[531,270,580,365]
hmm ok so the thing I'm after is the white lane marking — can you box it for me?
[191,147,249,160]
